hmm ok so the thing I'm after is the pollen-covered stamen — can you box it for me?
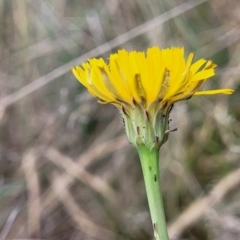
[99,67,122,99]
[134,74,147,107]
[160,68,170,97]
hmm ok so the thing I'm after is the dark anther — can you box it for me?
[155,136,159,143]
[154,175,157,182]
[137,126,140,135]
[145,110,150,120]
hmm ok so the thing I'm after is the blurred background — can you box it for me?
[0,0,240,239]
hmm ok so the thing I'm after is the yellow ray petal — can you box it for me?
[186,52,194,68]
[116,50,141,103]
[190,59,207,75]
[191,69,215,82]
[90,67,116,101]
[109,57,132,102]
[204,60,217,70]
[71,67,83,83]
[194,89,234,96]
[146,47,165,102]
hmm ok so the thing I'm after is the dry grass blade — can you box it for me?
[42,136,127,212]
[0,0,206,112]
[168,166,240,239]
[45,147,117,204]
[22,149,41,238]
[51,172,121,240]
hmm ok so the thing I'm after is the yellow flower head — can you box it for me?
[71,47,233,149]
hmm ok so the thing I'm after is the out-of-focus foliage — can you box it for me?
[0,0,239,239]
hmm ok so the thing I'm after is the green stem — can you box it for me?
[137,146,169,240]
